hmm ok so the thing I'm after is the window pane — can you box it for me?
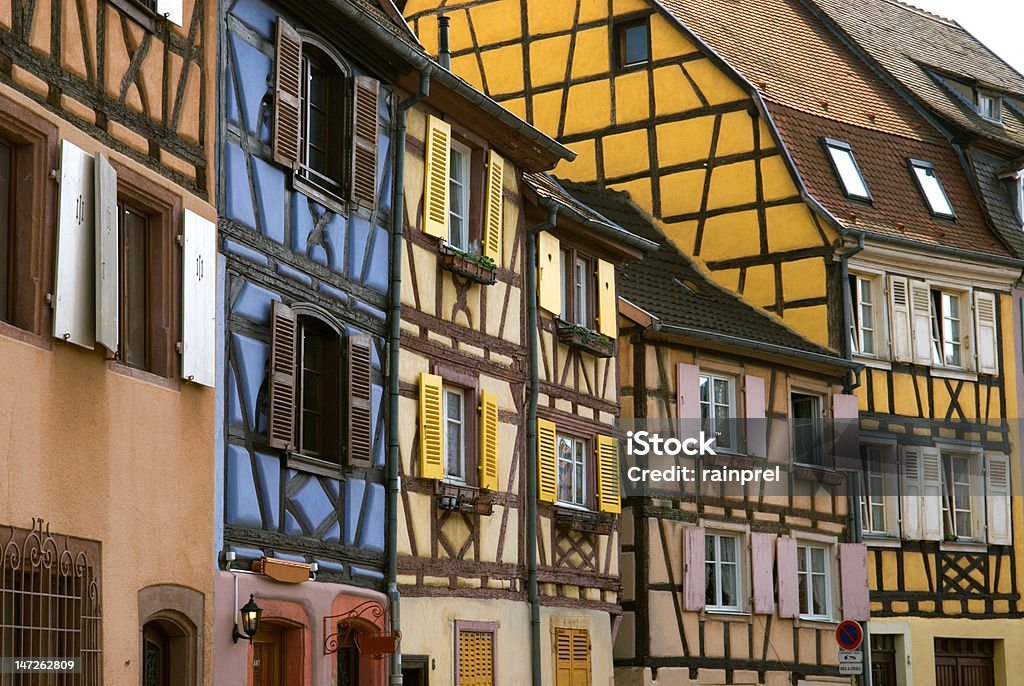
[811,573,827,615]
[705,560,717,606]
[720,562,737,607]
[811,547,826,573]
[557,436,573,503]
[448,146,467,249]
[720,536,736,563]
[121,205,149,368]
[0,141,11,322]
[622,23,649,66]
[826,143,870,198]
[912,164,954,216]
[446,390,462,421]
[797,547,807,573]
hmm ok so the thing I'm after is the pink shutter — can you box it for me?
[750,532,775,614]
[776,537,799,618]
[744,375,767,458]
[682,527,706,611]
[677,363,701,420]
[839,543,869,621]
[833,393,860,463]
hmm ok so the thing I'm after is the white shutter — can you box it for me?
[888,276,912,362]
[94,153,119,353]
[900,446,922,539]
[920,446,943,541]
[53,140,96,349]
[974,291,999,375]
[181,210,217,387]
[986,452,1011,545]
[155,0,183,26]
[909,280,933,366]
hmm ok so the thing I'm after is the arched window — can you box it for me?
[298,41,347,194]
[138,585,204,686]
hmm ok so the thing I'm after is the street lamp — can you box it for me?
[232,594,262,643]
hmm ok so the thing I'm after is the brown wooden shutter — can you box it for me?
[346,334,374,467]
[350,76,381,207]
[272,18,302,168]
[268,301,298,449]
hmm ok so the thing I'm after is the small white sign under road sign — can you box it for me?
[839,663,864,676]
[839,650,863,663]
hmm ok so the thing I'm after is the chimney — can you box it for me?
[438,16,451,70]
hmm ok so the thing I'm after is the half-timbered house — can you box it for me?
[0,0,217,683]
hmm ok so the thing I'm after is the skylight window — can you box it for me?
[909,159,955,218]
[824,138,870,200]
[977,91,1002,122]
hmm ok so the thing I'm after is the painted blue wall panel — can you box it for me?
[229,33,272,140]
[230,0,275,40]
[223,239,269,266]
[252,156,286,244]
[309,244,328,267]
[354,300,386,323]
[324,212,348,275]
[226,445,262,528]
[228,546,265,562]
[225,59,239,127]
[377,132,393,215]
[290,193,315,256]
[350,567,385,581]
[227,369,244,429]
[284,510,302,536]
[343,478,366,546]
[315,559,344,573]
[254,451,281,531]
[372,384,385,467]
[232,281,280,324]
[231,333,269,432]
[317,282,350,306]
[363,226,389,294]
[360,483,385,552]
[290,475,336,535]
[347,214,371,280]
[225,143,256,230]
[276,262,313,287]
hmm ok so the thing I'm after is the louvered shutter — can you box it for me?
[350,76,380,208]
[744,374,767,458]
[346,335,373,467]
[418,372,444,480]
[537,418,558,503]
[676,363,701,420]
[479,390,499,491]
[155,0,182,25]
[537,231,561,315]
[901,446,922,540]
[776,537,799,618]
[554,629,572,686]
[986,452,1011,545]
[570,630,590,686]
[458,630,494,686]
[272,18,302,169]
[750,532,775,614]
[839,543,869,621]
[422,115,451,238]
[920,446,943,541]
[596,259,617,338]
[595,435,620,514]
[974,291,999,374]
[94,152,118,353]
[888,275,912,362]
[909,280,933,365]
[483,150,504,264]
[54,140,96,348]
[181,210,218,387]
[682,526,705,611]
[267,301,298,449]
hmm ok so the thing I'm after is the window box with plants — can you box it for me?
[554,506,615,535]
[434,480,494,516]
[440,244,497,285]
[556,320,615,358]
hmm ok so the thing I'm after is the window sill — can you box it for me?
[930,367,978,382]
[854,355,891,371]
[554,506,615,535]
[0,320,52,351]
[555,320,615,358]
[797,616,837,629]
[435,481,493,516]
[439,244,497,285]
[940,540,988,553]
[106,0,158,32]
[108,359,180,391]
[791,464,844,485]
[701,608,750,621]
[864,536,902,549]
[292,173,349,218]
[285,452,344,479]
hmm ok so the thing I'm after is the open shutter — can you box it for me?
[974,291,999,375]
[744,374,766,458]
[676,363,701,420]
[94,152,118,353]
[350,76,380,208]
[272,17,302,169]
[986,452,1012,545]
[537,418,558,503]
[596,259,617,338]
[901,446,922,539]
[909,279,933,365]
[537,231,561,315]
[418,372,444,480]
[776,537,799,618]
[920,446,943,541]
[181,210,217,387]
[682,527,705,611]
[750,532,775,614]
[422,115,451,239]
[478,390,499,491]
[346,335,374,467]
[53,140,95,348]
[155,0,183,25]
[888,275,912,362]
[839,543,869,621]
[595,435,621,514]
[482,150,504,264]
[267,301,297,449]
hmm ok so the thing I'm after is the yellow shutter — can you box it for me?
[458,630,494,686]
[483,150,504,264]
[538,231,561,315]
[537,418,558,503]
[554,628,591,686]
[423,115,451,239]
[479,390,499,491]
[595,435,621,514]
[596,258,617,337]
[418,373,444,479]
[554,628,572,686]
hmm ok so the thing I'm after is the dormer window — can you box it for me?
[977,91,1002,122]
[824,138,870,201]
[1015,171,1024,227]
[909,159,955,218]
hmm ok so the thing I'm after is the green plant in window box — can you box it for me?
[556,322,615,358]
[441,244,497,284]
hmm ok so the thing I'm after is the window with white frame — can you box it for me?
[909,159,955,218]
[824,138,871,200]
[849,274,879,356]
[977,91,1002,122]
[797,544,831,619]
[861,445,892,535]
[930,288,963,368]
[704,533,742,611]
[941,452,975,540]
[556,433,587,507]
[448,138,472,251]
[444,386,466,481]
[791,392,825,466]
[700,373,737,452]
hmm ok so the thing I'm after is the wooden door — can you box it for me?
[934,638,994,686]
[253,629,283,686]
[871,634,897,686]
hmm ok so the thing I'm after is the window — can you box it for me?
[849,274,878,356]
[909,159,955,218]
[448,139,473,251]
[791,392,824,466]
[796,544,830,619]
[118,200,151,369]
[300,44,346,194]
[138,584,204,686]
[616,18,650,70]
[298,316,340,459]
[977,91,1002,122]
[560,248,596,329]
[941,453,974,540]
[455,621,496,686]
[704,533,742,611]
[336,630,359,686]
[824,139,871,200]
[444,386,467,482]
[553,627,590,686]
[1016,172,1024,227]
[699,373,736,452]
[930,288,963,367]
[557,434,588,507]
[860,445,891,535]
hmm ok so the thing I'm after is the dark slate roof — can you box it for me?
[968,150,1024,256]
[559,181,844,361]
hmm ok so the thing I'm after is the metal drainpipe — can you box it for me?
[388,67,431,686]
[840,232,866,393]
[526,209,557,686]
[847,473,873,686]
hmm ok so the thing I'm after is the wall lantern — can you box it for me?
[233,594,263,643]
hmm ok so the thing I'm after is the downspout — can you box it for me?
[847,472,873,686]
[388,67,432,686]
[526,208,558,686]
[840,232,866,393]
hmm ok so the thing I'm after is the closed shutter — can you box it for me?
[596,259,616,338]
[744,374,767,458]
[776,537,799,618]
[676,363,701,420]
[181,210,218,387]
[267,301,298,449]
[888,275,912,362]
[94,152,119,353]
[537,418,558,503]
[346,335,374,467]
[478,390,499,491]
[418,372,444,480]
[920,446,943,541]
[595,435,620,514]
[272,18,302,168]
[482,150,504,264]
[986,452,1011,545]
[682,526,705,611]
[901,446,922,540]
[839,542,869,621]
[750,532,775,614]
[554,628,590,686]
[350,76,380,208]
[53,140,96,349]
[537,231,561,315]
[457,630,494,686]
[155,0,183,25]
[974,291,999,375]
[909,280,933,365]
[422,115,451,239]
